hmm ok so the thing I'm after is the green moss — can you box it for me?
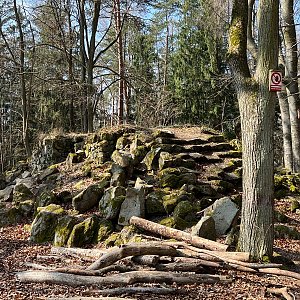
[97,220,114,242]
[103,232,121,247]
[67,215,99,247]
[54,215,77,247]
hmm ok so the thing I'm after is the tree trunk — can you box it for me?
[113,0,125,125]
[13,0,31,157]
[228,0,278,260]
[281,0,300,172]
[278,89,293,171]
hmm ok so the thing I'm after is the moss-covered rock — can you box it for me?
[146,189,167,215]
[110,164,126,187]
[159,216,189,230]
[35,191,58,211]
[274,210,289,223]
[67,215,99,247]
[210,180,235,194]
[54,215,78,247]
[274,224,300,240]
[143,148,162,171]
[13,183,34,203]
[96,219,114,243]
[111,150,133,168]
[162,190,192,214]
[30,204,65,243]
[99,186,126,219]
[159,168,197,189]
[103,232,122,247]
[116,136,131,150]
[290,198,300,212]
[173,200,197,223]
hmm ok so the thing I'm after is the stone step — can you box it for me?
[176,153,223,164]
[159,142,234,154]
[156,135,225,146]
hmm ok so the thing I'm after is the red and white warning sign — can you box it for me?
[269,70,282,92]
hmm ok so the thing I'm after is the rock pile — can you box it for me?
[0,126,249,248]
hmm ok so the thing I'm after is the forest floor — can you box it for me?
[1,126,300,299]
[0,197,300,300]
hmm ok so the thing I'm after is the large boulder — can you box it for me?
[67,215,99,247]
[54,215,78,247]
[204,197,239,236]
[30,204,65,243]
[191,216,217,241]
[96,219,114,243]
[72,179,108,213]
[145,189,167,215]
[35,190,58,210]
[13,183,34,203]
[111,150,132,168]
[99,186,126,219]
[118,186,146,226]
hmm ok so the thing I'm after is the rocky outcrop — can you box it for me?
[1,126,247,248]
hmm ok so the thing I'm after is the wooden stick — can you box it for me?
[129,216,228,251]
[17,270,232,287]
[259,268,300,280]
[267,287,294,300]
[51,247,108,259]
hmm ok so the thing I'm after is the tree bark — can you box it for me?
[228,0,278,260]
[17,270,231,287]
[278,89,293,170]
[281,0,300,172]
[129,216,228,252]
[87,242,179,270]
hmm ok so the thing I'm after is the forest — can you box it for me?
[0,0,236,171]
[1,0,300,299]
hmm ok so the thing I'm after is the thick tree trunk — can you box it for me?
[228,0,278,260]
[281,0,300,172]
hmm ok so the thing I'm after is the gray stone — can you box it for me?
[204,197,239,236]
[118,186,145,226]
[73,181,107,213]
[99,186,126,219]
[37,167,59,183]
[191,216,217,241]
[15,177,35,189]
[111,150,132,168]
[0,186,14,202]
[110,164,126,187]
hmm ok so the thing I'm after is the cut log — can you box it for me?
[131,255,160,266]
[130,216,228,251]
[87,242,178,270]
[17,270,232,287]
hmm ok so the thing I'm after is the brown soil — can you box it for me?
[1,197,300,300]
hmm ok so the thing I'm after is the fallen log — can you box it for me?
[130,216,228,251]
[51,247,108,259]
[89,287,180,296]
[87,242,178,270]
[46,296,135,300]
[17,270,232,287]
